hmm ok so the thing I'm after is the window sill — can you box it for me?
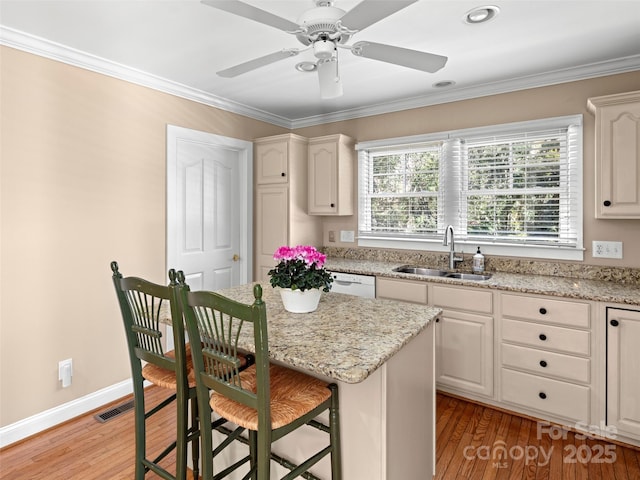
[357,237,585,262]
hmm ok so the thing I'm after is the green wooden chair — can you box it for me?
[175,273,342,480]
[111,262,199,480]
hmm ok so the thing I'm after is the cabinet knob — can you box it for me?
[603,200,612,207]
[539,360,548,368]
[539,333,547,341]
[610,319,619,327]
[539,307,547,315]
[281,172,286,177]
[330,203,335,208]
[539,392,547,400]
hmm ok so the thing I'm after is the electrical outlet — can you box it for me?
[328,231,335,242]
[59,358,73,388]
[340,230,355,242]
[592,241,623,259]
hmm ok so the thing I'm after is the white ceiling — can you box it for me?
[2,0,640,128]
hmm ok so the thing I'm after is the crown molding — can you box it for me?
[0,26,294,129]
[3,26,639,130]
[291,54,640,128]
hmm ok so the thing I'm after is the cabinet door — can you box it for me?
[254,186,288,282]
[607,307,640,439]
[589,91,640,218]
[255,140,289,185]
[308,135,354,216]
[436,309,493,397]
[308,141,339,214]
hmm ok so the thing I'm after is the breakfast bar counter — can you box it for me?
[175,282,441,480]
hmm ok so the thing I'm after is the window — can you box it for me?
[358,115,583,260]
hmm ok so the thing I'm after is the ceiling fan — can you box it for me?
[202,0,448,99]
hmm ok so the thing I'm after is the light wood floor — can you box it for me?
[2,386,639,479]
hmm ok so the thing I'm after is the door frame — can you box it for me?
[166,124,253,284]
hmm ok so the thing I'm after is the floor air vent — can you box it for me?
[94,400,134,423]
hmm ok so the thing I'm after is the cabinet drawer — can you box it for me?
[501,368,590,423]
[502,319,590,356]
[431,285,492,314]
[501,294,590,328]
[501,343,590,384]
[376,277,428,304]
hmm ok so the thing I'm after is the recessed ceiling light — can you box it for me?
[295,61,317,73]
[464,5,500,24]
[433,80,456,88]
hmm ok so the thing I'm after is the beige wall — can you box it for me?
[293,71,640,269]
[2,44,640,430]
[0,46,286,427]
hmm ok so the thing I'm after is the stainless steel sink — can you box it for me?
[444,272,492,281]
[393,265,492,281]
[393,266,448,276]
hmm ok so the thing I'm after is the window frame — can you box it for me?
[357,115,584,261]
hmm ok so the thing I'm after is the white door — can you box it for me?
[167,125,252,291]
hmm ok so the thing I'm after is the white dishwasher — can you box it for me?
[329,271,376,298]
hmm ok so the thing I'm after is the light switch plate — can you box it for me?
[592,241,623,259]
[340,230,355,242]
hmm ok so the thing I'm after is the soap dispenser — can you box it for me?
[473,247,485,273]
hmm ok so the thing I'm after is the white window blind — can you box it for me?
[358,115,583,259]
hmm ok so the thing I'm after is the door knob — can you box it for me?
[232,254,240,262]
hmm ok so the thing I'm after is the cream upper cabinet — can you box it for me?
[308,134,355,216]
[255,134,302,185]
[588,90,640,218]
[253,134,322,282]
[607,307,640,441]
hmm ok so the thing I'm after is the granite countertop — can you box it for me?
[184,283,441,384]
[325,258,640,307]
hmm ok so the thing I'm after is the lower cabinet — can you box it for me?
[499,293,593,425]
[376,276,640,448]
[607,307,640,441]
[431,285,494,398]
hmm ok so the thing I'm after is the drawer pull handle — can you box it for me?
[610,319,619,327]
[539,360,547,368]
[539,392,547,400]
[539,307,547,315]
[539,334,547,341]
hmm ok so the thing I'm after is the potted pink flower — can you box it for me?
[268,245,333,313]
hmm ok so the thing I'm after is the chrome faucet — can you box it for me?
[443,225,464,270]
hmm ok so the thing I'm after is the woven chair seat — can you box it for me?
[142,344,197,390]
[210,363,331,430]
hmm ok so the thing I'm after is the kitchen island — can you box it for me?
[179,283,441,480]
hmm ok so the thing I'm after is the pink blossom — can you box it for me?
[273,245,326,268]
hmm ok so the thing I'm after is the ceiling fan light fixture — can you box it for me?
[317,57,343,99]
[313,39,337,59]
[464,5,500,24]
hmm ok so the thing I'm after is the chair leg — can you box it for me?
[190,396,200,480]
[248,430,258,480]
[176,388,189,480]
[328,384,342,480]
[134,384,147,480]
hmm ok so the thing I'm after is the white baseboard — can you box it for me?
[0,379,134,449]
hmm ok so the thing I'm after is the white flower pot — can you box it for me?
[279,288,322,313]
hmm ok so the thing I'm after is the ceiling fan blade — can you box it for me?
[217,49,300,78]
[201,0,300,33]
[339,0,418,32]
[352,41,447,73]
